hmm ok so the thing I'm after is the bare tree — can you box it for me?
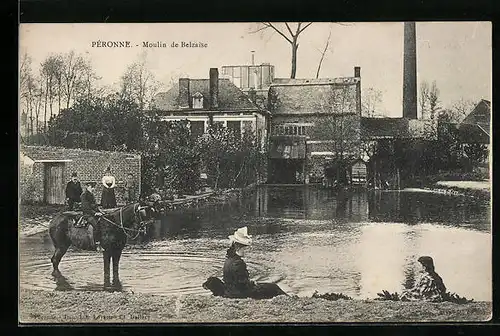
[448,97,475,123]
[428,80,440,120]
[76,54,102,102]
[316,28,332,78]
[19,52,32,136]
[250,22,314,78]
[61,50,87,109]
[120,51,163,110]
[419,81,430,119]
[362,87,383,117]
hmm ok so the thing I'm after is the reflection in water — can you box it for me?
[19,185,491,301]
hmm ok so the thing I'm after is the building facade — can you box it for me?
[151,68,270,150]
[267,67,363,184]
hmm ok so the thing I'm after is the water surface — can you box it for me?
[19,186,491,301]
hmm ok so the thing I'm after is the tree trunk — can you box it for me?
[58,78,62,114]
[290,39,298,79]
[44,78,48,132]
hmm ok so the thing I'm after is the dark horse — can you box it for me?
[48,202,156,291]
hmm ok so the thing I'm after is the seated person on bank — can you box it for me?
[80,181,104,250]
[202,227,287,299]
[400,256,447,302]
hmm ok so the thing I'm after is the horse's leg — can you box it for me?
[111,249,123,290]
[51,244,69,277]
[103,249,112,290]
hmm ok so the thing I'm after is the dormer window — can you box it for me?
[192,92,204,109]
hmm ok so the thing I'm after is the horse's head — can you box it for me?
[127,202,158,236]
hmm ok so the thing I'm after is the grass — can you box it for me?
[19,288,492,323]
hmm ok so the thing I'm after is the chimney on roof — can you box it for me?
[251,51,255,65]
[354,66,361,115]
[403,22,417,119]
[354,66,361,78]
[209,68,219,109]
[179,78,191,108]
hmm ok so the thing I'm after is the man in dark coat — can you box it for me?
[80,182,103,250]
[65,172,82,210]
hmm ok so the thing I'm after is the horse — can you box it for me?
[48,202,157,291]
[202,276,288,299]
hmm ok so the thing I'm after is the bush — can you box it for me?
[20,174,43,204]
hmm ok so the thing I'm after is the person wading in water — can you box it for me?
[223,226,257,298]
[401,256,447,302]
[80,182,103,251]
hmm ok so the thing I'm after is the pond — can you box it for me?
[19,185,492,301]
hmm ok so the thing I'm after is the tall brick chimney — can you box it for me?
[403,22,417,119]
[179,78,190,108]
[209,68,219,109]
[354,66,361,115]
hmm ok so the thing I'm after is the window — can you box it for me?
[190,121,205,138]
[227,121,241,138]
[192,92,204,109]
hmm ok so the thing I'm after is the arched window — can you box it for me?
[192,92,204,109]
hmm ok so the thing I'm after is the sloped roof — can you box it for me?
[151,79,259,111]
[268,78,359,115]
[20,145,140,161]
[461,99,490,127]
[360,117,410,139]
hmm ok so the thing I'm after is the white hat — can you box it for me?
[228,226,252,246]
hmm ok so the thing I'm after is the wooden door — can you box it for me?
[44,163,65,204]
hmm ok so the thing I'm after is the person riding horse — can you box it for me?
[80,181,103,250]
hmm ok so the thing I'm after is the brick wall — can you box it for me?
[21,146,141,205]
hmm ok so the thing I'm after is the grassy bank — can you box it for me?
[19,288,491,323]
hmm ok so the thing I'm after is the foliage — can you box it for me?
[46,94,144,151]
[19,173,43,204]
[463,143,488,165]
[197,123,266,190]
[375,290,401,301]
[141,116,201,196]
[312,290,353,301]
[376,290,474,304]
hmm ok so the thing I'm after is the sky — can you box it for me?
[19,22,491,118]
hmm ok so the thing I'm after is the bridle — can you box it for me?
[97,203,154,240]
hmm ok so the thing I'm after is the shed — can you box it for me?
[20,146,142,205]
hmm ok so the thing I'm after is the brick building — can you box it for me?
[266,65,436,186]
[20,145,141,205]
[267,67,363,184]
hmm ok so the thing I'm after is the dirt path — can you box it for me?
[19,288,491,323]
